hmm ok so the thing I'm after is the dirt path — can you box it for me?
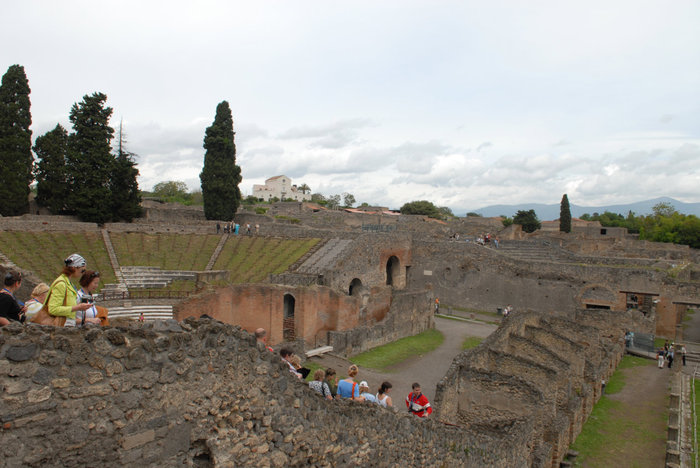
[307,317,497,404]
[578,362,671,468]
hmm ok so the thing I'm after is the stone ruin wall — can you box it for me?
[409,240,695,337]
[434,308,646,467]
[0,319,532,468]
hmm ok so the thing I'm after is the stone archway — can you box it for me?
[577,283,617,309]
[283,293,296,341]
[386,256,400,286]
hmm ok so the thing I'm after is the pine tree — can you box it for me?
[199,101,242,220]
[110,120,142,221]
[0,64,33,216]
[559,194,572,233]
[34,124,69,213]
[65,92,115,223]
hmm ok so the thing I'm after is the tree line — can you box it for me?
[580,202,700,249]
[0,64,242,223]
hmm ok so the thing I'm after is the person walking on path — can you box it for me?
[657,350,665,369]
[667,346,675,368]
[681,345,687,366]
[406,382,432,417]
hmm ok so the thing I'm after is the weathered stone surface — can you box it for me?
[6,343,37,362]
[0,309,654,468]
[122,429,155,450]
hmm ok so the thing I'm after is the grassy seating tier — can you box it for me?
[0,232,116,288]
[214,237,320,283]
[110,233,220,271]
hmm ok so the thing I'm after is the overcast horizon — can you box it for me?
[2,1,699,214]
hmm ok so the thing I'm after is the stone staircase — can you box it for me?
[205,233,229,270]
[108,304,174,321]
[120,266,197,289]
[100,230,129,297]
[288,238,328,272]
[295,238,354,274]
[495,240,575,263]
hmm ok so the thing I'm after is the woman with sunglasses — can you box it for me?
[41,253,92,327]
[76,270,109,326]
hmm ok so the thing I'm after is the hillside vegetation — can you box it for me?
[0,231,319,290]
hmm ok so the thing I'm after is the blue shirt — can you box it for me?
[337,380,360,399]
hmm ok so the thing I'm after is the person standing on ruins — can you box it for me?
[406,383,432,417]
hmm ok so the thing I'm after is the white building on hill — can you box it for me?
[252,175,311,202]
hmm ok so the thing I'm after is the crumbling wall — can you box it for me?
[1,320,527,468]
[328,290,434,357]
[433,308,644,467]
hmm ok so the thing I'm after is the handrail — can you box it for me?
[97,290,194,301]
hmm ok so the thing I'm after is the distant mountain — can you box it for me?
[469,197,700,221]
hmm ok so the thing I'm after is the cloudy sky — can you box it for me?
[2,1,699,214]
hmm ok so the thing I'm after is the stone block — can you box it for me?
[6,343,37,362]
[51,378,71,389]
[121,429,155,450]
[27,386,52,403]
[3,379,29,394]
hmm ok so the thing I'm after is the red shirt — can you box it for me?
[406,392,432,417]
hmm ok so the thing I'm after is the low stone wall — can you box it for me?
[0,319,525,467]
[328,290,434,357]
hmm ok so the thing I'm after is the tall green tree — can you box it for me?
[34,124,69,213]
[65,92,115,223]
[559,194,571,233]
[110,121,142,221]
[0,64,33,216]
[513,209,541,233]
[199,101,241,220]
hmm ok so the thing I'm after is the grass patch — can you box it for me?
[350,329,444,371]
[461,336,484,350]
[572,356,661,466]
[605,355,650,394]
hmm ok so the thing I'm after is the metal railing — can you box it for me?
[97,290,194,301]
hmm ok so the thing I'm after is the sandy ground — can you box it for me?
[306,317,497,405]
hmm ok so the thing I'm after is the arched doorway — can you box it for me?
[349,278,363,296]
[283,293,296,341]
[386,256,400,286]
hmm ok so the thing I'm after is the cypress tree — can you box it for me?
[110,121,142,221]
[65,92,115,224]
[0,64,33,216]
[34,124,69,213]
[559,194,572,233]
[199,101,241,220]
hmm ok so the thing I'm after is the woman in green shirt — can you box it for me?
[47,253,92,327]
